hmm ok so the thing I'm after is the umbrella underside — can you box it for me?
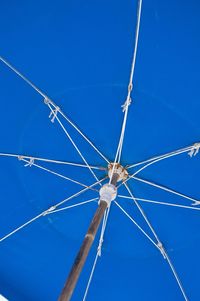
[1,1,200,301]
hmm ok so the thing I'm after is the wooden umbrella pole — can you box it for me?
[58,173,119,301]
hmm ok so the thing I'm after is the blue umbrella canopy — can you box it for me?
[1,0,200,300]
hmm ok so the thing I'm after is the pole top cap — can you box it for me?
[108,163,128,182]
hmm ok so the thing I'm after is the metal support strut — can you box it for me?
[58,165,126,301]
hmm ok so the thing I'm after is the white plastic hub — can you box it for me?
[99,184,117,205]
[108,163,128,182]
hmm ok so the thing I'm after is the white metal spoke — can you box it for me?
[117,0,142,162]
[82,252,99,301]
[119,186,189,301]
[53,176,107,209]
[0,211,45,243]
[0,56,47,98]
[128,147,195,178]
[97,205,111,257]
[0,152,105,170]
[47,103,101,186]
[127,144,198,170]
[58,110,110,164]
[109,0,143,183]
[165,252,189,301]
[0,177,106,242]
[0,56,109,164]
[130,175,200,206]
[21,158,98,192]
[114,201,159,250]
[124,182,161,244]
[47,198,99,215]
[83,206,111,301]
[118,195,200,211]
